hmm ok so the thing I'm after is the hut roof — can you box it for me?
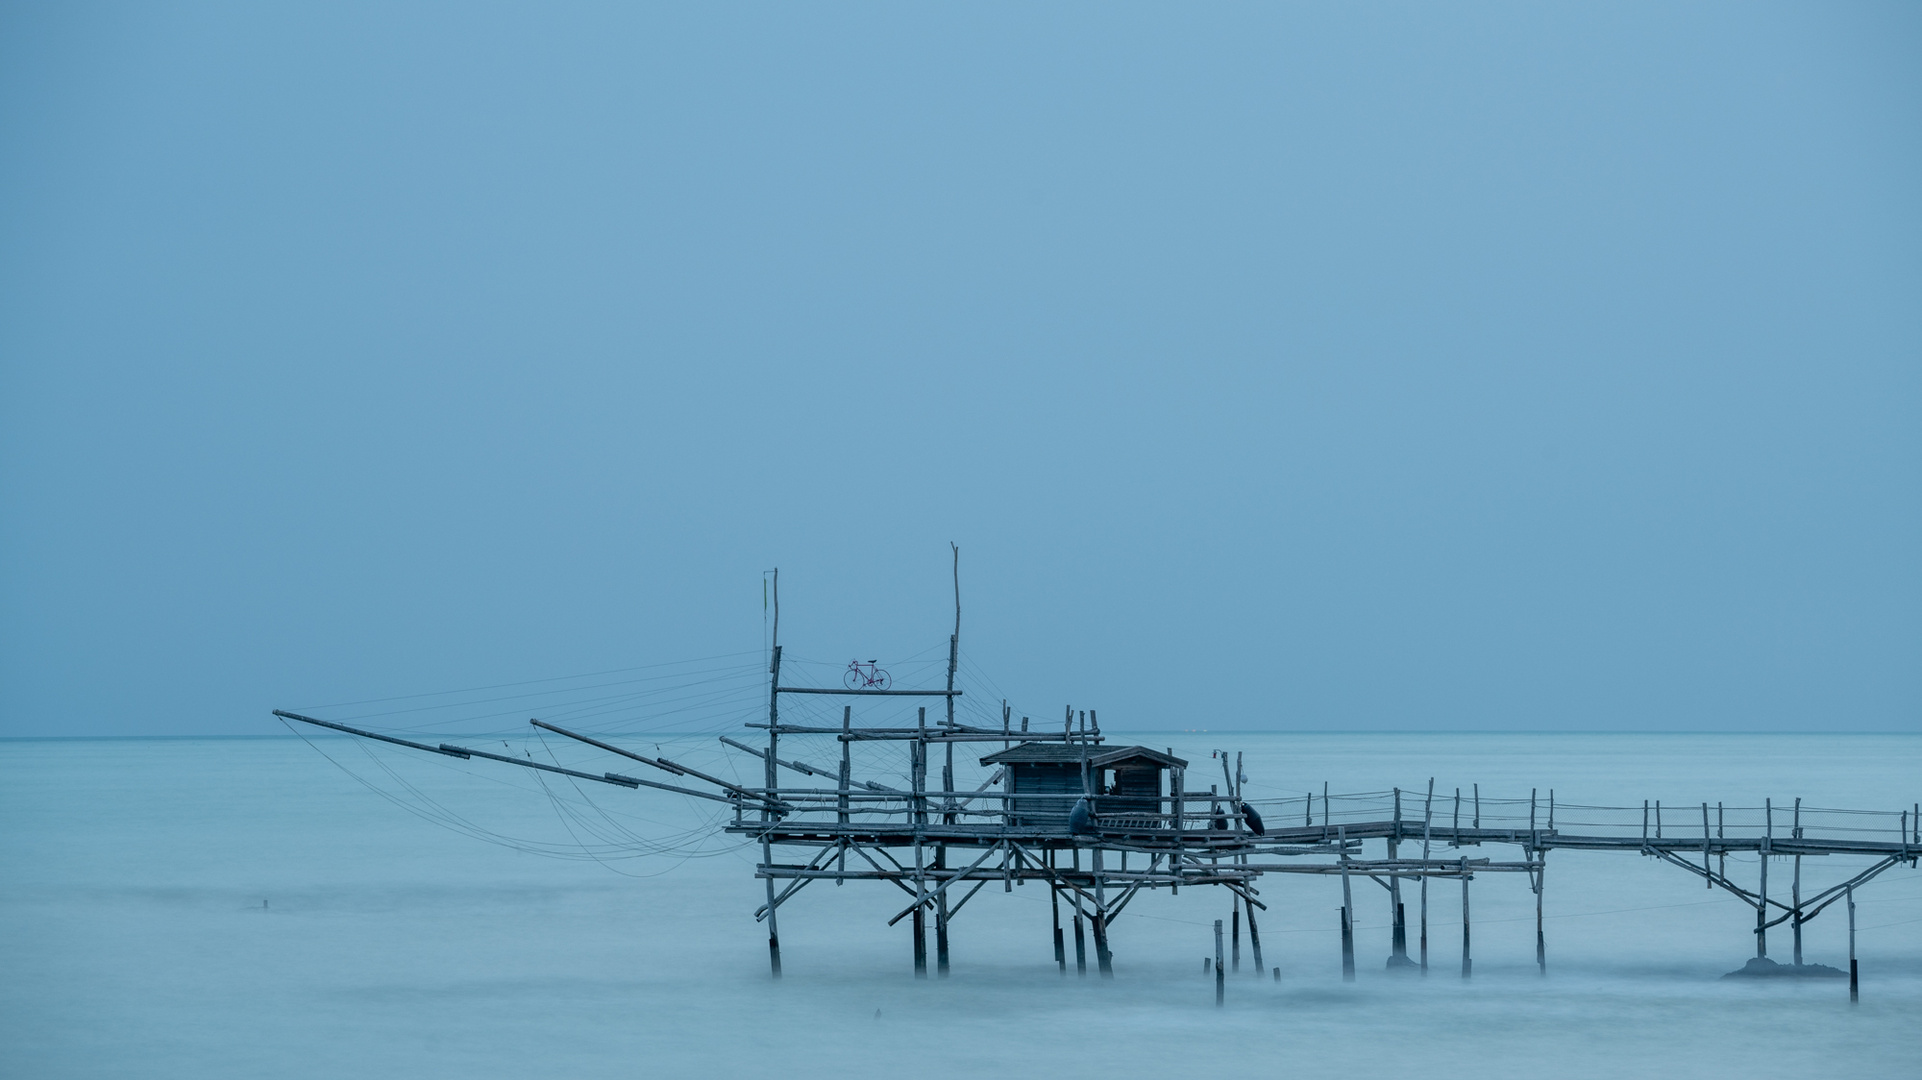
[978,743,1187,769]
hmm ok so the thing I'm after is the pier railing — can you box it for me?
[737,784,1920,852]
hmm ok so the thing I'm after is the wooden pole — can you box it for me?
[837,706,851,883]
[1092,847,1113,977]
[936,889,950,977]
[938,547,959,978]
[1389,787,1406,965]
[1792,797,1803,967]
[1421,778,1434,973]
[1460,857,1472,980]
[912,709,927,978]
[1245,894,1264,974]
[1215,920,1225,1005]
[1702,803,1712,889]
[1171,765,1184,895]
[1340,827,1355,982]
[1758,798,1770,958]
[1339,905,1354,983]
[1847,884,1858,1004]
[1231,904,1241,972]
[947,544,960,734]
[1534,854,1546,976]
[1073,900,1088,976]
[1092,910,1112,978]
[913,903,927,978]
[764,583,784,979]
[1051,855,1065,974]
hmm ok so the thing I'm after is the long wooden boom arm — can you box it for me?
[272,709,747,807]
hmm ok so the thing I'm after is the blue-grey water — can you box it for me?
[3,733,1918,1079]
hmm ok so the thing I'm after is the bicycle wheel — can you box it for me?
[844,667,863,690]
[873,669,891,691]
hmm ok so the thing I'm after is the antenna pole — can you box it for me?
[764,568,782,979]
[946,544,960,731]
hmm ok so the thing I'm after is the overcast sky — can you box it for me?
[2,3,1917,737]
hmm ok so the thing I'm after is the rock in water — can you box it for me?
[1721,956,1846,979]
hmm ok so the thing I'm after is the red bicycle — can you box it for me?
[844,660,892,690]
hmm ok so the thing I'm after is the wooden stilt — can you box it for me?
[1073,907,1087,976]
[1702,803,1712,890]
[939,561,959,981]
[1791,797,1802,967]
[765,621,784,979]
[1339,906,1354,982]
[1340,831,1356,982]
[913,904,927,978]
[1389,789,1406,965]
[1847,884,1858,1004]
[1053,880,1068,972]
[1231,905,1241,972]
[1050,871,1065,974]
[1245,895,1264,974]
[1093,911,1112,978]
[764,836,783,979]
[1460,857,1472,980]
[1534,854,1546,975]
[1421,778,1434,974]
[1758,798,1771,958]
[1214,919,1225,1005]
[1092,846,1112,977]
[936,888,950,977]
[837,706,851,883]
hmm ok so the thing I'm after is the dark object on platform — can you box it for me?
[1241,802,1265,835]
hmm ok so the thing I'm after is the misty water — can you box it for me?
[4,733,1918,1079]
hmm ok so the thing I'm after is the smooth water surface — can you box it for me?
[3,733,1918,1079]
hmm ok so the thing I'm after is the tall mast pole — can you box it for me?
[946,543,960,730]
[937,544,960,976]
[763,568,782,978]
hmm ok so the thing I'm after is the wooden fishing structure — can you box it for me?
[274,551,1919,994]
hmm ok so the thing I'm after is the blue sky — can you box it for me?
[2,2,1917,736]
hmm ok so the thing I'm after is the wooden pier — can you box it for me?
[273,555,1919,990]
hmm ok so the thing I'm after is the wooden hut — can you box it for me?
[980,743,1187,829]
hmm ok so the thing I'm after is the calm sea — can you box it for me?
[3,733,1917,1079]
